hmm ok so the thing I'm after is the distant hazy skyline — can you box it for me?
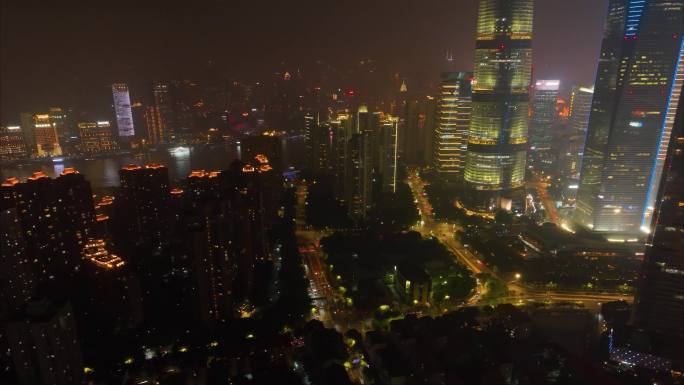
[1,0,607,122]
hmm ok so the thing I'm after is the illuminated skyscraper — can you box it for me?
[433,72,473,177]
[330,113,353,199]
[463,0,533,211]
[112,83,135,138]
[20,113,63,157]
[150,81,175,143]
[0,125,27,160]
[529,80,560,173]
[557,86,594,183]
[529,80,560,151]
[574,0,684,237]
[568,85,594,133]
[78,121,118,154]
[344,106,374,221]
[634,98,683,354]
[379,115,399,193]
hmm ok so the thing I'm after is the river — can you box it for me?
[0,137,305,192]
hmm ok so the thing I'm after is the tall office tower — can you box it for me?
[378,115,400,193]
[403,100,421,165]
[78,120,118,154]
[0,198,34,312]
[4,299,83,385]
[557,86,595,187]
[112,83,135,138]
[346,133,371,221]
[308,120,333,174]
[529,80,560,173]
[304,111,316,153]
[118,164,171,247]
[151,81,175,143]
[529,80,560,150]
[330,113,353,199]
[130,101,147,143]
[420,96,437,166]
[0,125,27,160]
[574,0,684,237]
[403,98,438,166]
[342,105,374,221]
[463,0,533,211]
[144,106,164,145]
[568,85,594,133]
[20,113,63,157]
[433,72,473,177]
[47,107,69,144]
[633,101,683,346]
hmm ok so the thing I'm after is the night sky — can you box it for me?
[0,0,607,123]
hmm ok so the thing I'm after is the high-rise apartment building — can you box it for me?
[463,0,533,211]
[112,83,135,138]
[433,72,473,177]
[118,164,171,247]
[574,0,684,237]
[0,169,95,283]
[0,198,34,313]
[4,299,83,385]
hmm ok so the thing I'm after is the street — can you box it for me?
[405,169,632,309]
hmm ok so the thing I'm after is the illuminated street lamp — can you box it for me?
[514,273,521,280]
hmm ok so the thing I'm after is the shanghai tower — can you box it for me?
[463,0,534,212]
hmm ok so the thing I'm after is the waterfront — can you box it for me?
[0,137,305,192]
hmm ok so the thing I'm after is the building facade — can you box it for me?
[433,72,473,177]
[0,125,27,160]
[463,0,533,211]
[112,83,135,138]
[634,99,683,343]
[574,0,684,237]
[529,80,560,166]
[78,121,118,154]
[21,113,63,157]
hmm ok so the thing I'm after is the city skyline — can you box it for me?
[0,0,607,122]
[1,1,683,384]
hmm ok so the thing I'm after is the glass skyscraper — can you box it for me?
[111,83,135,138]
[634,97,683,349]
[529,80,560,151]
[463,0,533,211]
[529,80,560,173]
[574,0,684,237]
[433,72,473,177]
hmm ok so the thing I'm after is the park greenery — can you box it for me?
[320,231,476,311]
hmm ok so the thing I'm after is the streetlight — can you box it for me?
[514,273,521,280]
